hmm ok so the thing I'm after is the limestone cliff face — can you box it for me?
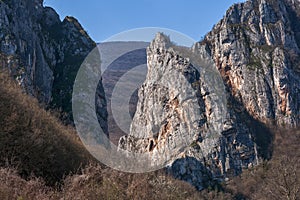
[119,33,259,189]
[194,0,300,126]
[119,0,300,189]
[0,0,107,131]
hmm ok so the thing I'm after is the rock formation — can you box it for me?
[119,33,259,189]
[119,0,300,189]
[194,0,300,126]
[0,0,107,132]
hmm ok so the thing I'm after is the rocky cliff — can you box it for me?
[0,0,107,132]
[119,0,300,189]
[194,0,300,126]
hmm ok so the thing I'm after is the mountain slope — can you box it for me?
[0,0,108,131]
[194,0,300,126]
[119,0,300,189]
[0,71,220,199]
[0,72,92,185]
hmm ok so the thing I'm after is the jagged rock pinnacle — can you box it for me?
[149,32,172,50]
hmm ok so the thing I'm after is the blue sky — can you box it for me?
[44,0,245,43]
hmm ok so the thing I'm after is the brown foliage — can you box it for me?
[0,164,235,200]
[0,167,57,200]
[227,128,300,200]
[0,71,92,185]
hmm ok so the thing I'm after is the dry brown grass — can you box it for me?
[0,71,92,185]
[226,128,300,200]
[0,167,57,200]
[61,165,199,200]
[0,164,234,200]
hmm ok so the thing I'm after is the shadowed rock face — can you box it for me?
[119,0,300,189]
[0,0,107,132]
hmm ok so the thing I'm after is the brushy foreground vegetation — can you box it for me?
[0,71,92,185]
[0,71,299,200]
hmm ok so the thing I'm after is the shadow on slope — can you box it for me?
[0,71,92,185]
[231,96,274,160]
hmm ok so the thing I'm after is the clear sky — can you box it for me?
[44,0,245,43]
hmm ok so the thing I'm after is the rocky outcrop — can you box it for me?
[119,0,300,189]
[194,0,300,126]
[0,0,107,132]
[119,33,260,189]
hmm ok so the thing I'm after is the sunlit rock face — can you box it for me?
[119,0,300,189]
[119,33,259,190]
[195,0,300,127]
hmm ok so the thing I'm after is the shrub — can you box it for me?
[0,71,92,185]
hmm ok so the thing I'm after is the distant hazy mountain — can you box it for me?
[98,41,149,143]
